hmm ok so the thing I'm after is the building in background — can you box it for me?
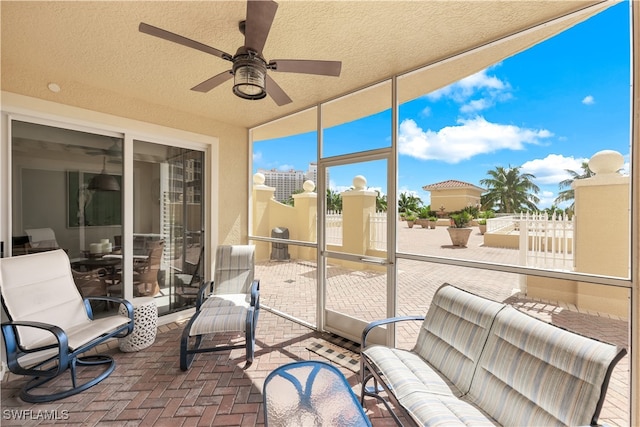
[258,163,328,202]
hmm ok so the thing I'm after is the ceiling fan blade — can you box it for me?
[265,74,292,106]
[269,59,342,77]
[244,0,278,54]
[191,71,233,93]
[139,22,232,61]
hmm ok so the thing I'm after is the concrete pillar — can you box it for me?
[573,150,629,317]
[341,175,377,267]
[293,180,317,261]
[252,173,275,261]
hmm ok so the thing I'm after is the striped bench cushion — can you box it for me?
[413,284,505,394]
[468,306,622,426]
[362,346,464,399]
[188,294,250,336]
[401,392,498,427]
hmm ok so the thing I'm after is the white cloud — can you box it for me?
[420,106,432,117]
[277,164,295,171]
[253,151,263,163]
[460,98,492,113]
[398,116,553,164]
[582,95,595,105]
[537,190,558,209]
[520,154,588,185]
[426,67,511,113]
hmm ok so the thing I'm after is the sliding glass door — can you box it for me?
[9,118,205,317]
[132,140,204,316]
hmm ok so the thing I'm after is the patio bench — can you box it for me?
[360,283,626,426]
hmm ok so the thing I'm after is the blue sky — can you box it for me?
[254,2,631,210]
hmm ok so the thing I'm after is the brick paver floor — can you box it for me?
[0,222,630,425]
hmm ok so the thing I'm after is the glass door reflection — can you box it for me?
[133,140,204,315]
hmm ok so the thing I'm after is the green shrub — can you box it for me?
[449,212,473,228]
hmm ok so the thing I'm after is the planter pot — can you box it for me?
[447,227,472,247]
[407,221,415,228]
[479,224,487,235]
[429,221,437,229]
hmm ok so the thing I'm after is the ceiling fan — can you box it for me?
[139,0,342,106]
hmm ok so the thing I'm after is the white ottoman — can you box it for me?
[118,297,158,352]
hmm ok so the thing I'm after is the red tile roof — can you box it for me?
[422,179,484,192]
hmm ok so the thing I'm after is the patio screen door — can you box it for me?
[319,154,393,345]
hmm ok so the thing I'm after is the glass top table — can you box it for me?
[263,360,372,427]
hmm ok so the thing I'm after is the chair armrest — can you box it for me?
[250,279,260,309]
[83,297,134,331]
[195,281,214,310]
[1,320,69,377]
[362,316,424,348]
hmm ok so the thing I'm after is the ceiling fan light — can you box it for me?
[233,58,267,100]
[88,173,121,192]
[88,157,121,192]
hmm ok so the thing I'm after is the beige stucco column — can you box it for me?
[293,180,318,261]
[573,150,630,317]
[341,176,377,266]
[252,173,276,261]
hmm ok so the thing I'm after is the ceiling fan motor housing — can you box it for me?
[232,48,268,100]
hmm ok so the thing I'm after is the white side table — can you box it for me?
[118,297,158,352]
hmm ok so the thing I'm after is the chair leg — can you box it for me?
[245,317,254,364]
[21,355,115,403]
[180,314,203,371]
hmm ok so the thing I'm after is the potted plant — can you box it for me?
[417,207,430,228]
[428,216,438,229]
[447,212,473,246]
[406,213,417,228]
[477,210,495,235]
[477,218,487,235]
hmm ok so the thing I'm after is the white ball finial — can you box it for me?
[303,180,315,192]
[588,150,624,175]
[253,172,265,185]
[353,175,367,190]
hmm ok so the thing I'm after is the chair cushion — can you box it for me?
[0,250,92,348]
[189,294,250,336]
[27,316,132,351]
[413,284,505,394]
[468,306,622,426]
[214,245,255,294]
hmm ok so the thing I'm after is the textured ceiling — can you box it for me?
[1,1,616,130]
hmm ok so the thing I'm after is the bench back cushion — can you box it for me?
[0,249,91,349]
[413,284,505,394]
[469,305,624,426]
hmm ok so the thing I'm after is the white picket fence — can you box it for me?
[369,212,387,251]
[517,212,575,270]
[322,211,387,251]
[325,211,343,246]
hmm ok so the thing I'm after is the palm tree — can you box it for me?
[398,192,422,214]
[375,191,388,212]
[480,165,540,213]
[285,189,304,206]
[326,189,342,212]
[554,161,594,208]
